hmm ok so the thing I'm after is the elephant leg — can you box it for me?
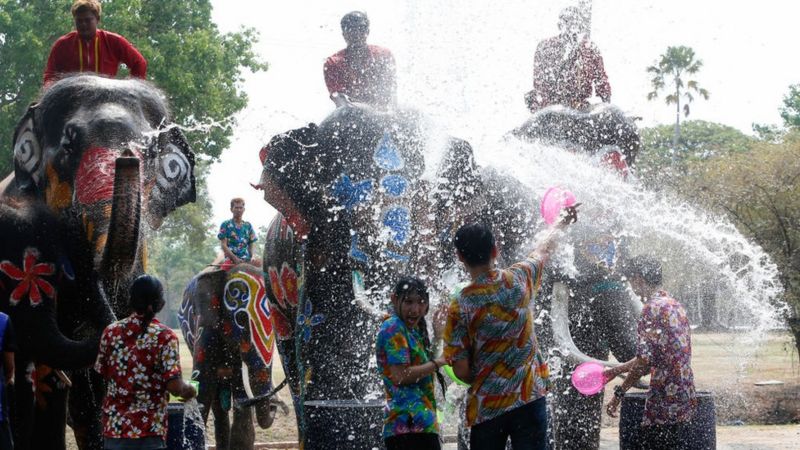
[229,406,255,450]
[68,369,104,450]
[211,393,231,450]
[11,362,34,450]
[552,376,602,450]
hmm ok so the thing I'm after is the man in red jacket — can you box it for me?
[323,11,396,109]
[526,6,611,112]
[43,0,147,86]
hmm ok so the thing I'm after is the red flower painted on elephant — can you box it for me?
[268,263,299,309]
[271,307,293,340]
[0,248,56,306]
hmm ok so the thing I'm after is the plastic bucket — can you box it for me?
[619,391,715,450]
[166,402,206,450]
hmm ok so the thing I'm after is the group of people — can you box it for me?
[33,1,695,450]
[376,208,697,450]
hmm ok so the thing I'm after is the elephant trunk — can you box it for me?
[99,150,142,292]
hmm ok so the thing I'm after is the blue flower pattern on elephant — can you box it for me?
[297,299,324,343]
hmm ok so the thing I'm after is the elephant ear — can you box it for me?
[12,104,43,194]
[148,126,196,225]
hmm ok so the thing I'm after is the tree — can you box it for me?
[646,46,710,149]
[779,84,800,129]
[0,0,266,177]
[637,120,754,187]
[678,133,800,356]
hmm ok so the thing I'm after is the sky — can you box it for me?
[206,0,800,231]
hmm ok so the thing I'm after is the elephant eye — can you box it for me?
[157,145,190,188]
[61,126,79,155]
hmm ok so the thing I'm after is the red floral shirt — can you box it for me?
[95,315,182,440]
[637,291,697,426]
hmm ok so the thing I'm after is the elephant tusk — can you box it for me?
[551,280,619,368]
[551,280,649,389]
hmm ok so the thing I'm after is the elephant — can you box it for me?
[179,263,281,450]
[0,74,196,450]
[257,103,642,449]
[512,103,641,173]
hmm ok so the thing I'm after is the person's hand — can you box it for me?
[433,357,447,370]
[606,396,621,418]
[250,182,264,190]
[560,203,581,226]
[181,383,197,401]
[432,302,449,340]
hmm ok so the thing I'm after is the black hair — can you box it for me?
[130,274,166,337]
[392,276,446,397]
[454,222,495,266]
[341,11,369,31]
[621,255,662,286]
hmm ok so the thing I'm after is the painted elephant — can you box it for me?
[179,263,279,450]
[257,103,641,449]
[0,74,196,450]
[512,103,641,172]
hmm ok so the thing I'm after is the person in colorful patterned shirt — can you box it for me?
[95,275,196,450]
[376,276,448,450]
[218,197,260,267]
[443,206,577,450]
[604,256,697,449]
[44,0,147,85]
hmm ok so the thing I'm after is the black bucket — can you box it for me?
[303,399,384,449]
[166,403,206,450]
[619,391,715,450]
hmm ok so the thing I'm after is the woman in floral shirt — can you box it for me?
[95,275,197,450]
[604,256,697,449]
[376,276,447,450]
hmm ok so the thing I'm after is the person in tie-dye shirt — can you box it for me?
[604,256,697,449]
[443,206,577,450]
[217,197,259,267]
[376,276,447,450]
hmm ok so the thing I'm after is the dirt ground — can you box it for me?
[64,331,799,449]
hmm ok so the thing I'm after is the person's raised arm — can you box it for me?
[528,204,579,264]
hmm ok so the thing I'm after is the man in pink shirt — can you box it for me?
[323,11,396,109]
[44,0,147,85]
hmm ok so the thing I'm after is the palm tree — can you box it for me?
[647,46,710,148]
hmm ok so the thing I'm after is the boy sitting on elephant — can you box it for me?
[217,197,261,269]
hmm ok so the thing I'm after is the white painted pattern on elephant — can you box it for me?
[13,118,42,184]
[223,271,275,367]
[154,145,191,202]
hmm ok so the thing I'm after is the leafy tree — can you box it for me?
[637,120,754,187]
[678,133,800,356]
[646,46,710,148]
[779,84,800,129]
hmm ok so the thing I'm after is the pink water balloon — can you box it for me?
[571,362,606,396]
[540,186,577,225]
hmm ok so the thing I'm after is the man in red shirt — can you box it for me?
[43,0,147,85]
[323,11,396,109]
[526,6,611,112]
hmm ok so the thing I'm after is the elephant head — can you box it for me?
[8,74,196,314]
[513,103,641,168]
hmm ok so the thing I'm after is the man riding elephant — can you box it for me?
[526,6,610,113]
[0,74,195,450]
